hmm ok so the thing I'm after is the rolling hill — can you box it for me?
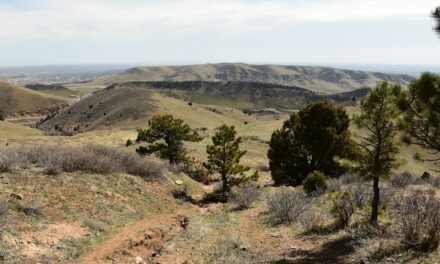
[38,81,368,135]
[93,63,413,93]
[0,81,67,117]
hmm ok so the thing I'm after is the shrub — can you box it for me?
[392,189,440,252]
[391,171,415,188]
[126,139,133,147]
[0,150,18,173]
[266,188,308,224]
[332,191,354,229]
[303,171,327,194]
[347,181,370,208]
[327,178,342,193]
[3,145,165,179]
[339,172,359,185]
[231,182,261,209]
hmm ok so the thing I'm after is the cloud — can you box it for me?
[0,0,437,41]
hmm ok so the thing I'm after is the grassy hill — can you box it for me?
[93,63,413,93]
[0,81,66,116]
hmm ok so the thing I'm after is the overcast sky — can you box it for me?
[0,0,439,66]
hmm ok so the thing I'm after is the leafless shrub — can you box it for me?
[266,187,309,224]
[357,238,401,261]
[298,207,329,233]
[391,171,415,188]
[347,181,370,208]
[231,182,261,209]
[0,150,18,173]
[392,190,440,252]
[327,178,342,193]
[4,145,165,179]
[332,191,354,229]
[340,172,359,185]
[379,185,396,209]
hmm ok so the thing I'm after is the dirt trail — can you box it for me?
[76,207,196,264]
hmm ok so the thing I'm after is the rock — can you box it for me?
[175,180,183,185]
[239,246,247,251]
[10,193,23,200]
[134,256,144,264]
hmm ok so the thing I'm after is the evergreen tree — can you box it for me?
[434,7,440,36]
[398,73,440,170]
[204,125,249,197]
[136,115,202,164]
[268,102,353,186]
[354,82,402,224]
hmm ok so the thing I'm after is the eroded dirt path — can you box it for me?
[76,207,197,264]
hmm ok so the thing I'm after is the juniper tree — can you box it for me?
[354,82,402,224]
[136,115,202,164]
[204,125,249,198]
[268,102,354,186]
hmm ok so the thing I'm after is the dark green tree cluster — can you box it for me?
[268,102,353,186]
[136,115,202,164]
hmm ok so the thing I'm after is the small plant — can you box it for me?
[266,187,308,224]
[303,171,327,194]
[331,191,354,229]
[231,182,261,209]
[126,139,133,147]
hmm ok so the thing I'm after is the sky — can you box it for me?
[0,0,439,67]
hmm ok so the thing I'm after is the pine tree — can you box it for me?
[136,115,202,164]
[204,125,249,198]
[354,82,402,224]
[398,73,440,170]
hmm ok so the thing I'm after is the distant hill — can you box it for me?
[0,81,67,117]
[94,63,413,93]
[109,81,370,110]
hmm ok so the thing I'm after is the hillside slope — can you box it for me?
[109,81,370,110]
[94,63,413,93]
[36,86,155,135]
[0,81,66,116]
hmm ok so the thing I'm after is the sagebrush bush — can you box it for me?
[266,188,308,224]
[0,150,17,173]
[392,190,440,252]
[332,191,354,229]
[231,182,261,209]
[303,171,327,194]
[0,145,165,179]
[391,171,415,188]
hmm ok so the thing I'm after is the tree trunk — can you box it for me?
[221,172,228,198]
[370,176,380,224]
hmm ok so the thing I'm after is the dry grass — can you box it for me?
[0,144,165,179]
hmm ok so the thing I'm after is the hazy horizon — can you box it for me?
[1,0,439,66]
